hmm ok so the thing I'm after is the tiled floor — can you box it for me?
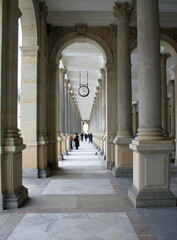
[0,141,177,240]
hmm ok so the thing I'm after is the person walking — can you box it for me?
[89,133,93,143]
[74,133,79,150]
[84,133,88,141]
[69,132,74,150]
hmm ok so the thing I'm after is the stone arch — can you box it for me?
[19,0,38,46]
[49,31,113,64]
[130,33,177,65]
[160,34,177,66]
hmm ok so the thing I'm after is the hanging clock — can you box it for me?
[78,85,90,97]
[78,71,90,97]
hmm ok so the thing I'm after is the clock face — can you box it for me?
[78,85,90,97]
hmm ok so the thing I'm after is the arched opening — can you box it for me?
[48,32,114,169]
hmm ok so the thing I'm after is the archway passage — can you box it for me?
[61,42,105,121]
[56,39,108,166]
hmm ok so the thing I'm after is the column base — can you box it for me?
[38,167,50,178]
[128,185,176,208]
[112,166,132,177]
[58,155,63,161]
[100,150,104,155]
[1,185,28,209]
[129,139,175,207]
[106,161,115,170]
[113,137,133,177]
[23,169,38,178]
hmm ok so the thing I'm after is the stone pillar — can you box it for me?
[105,64,117,169]
[173,66,177,165]
[161,54,169,137]
[64,79,70,152]
[132,103,138,136]
[128,0,176,207]
[112,2,133,177]
[46,63,58,170]
[59,68,67,154]
[56,66,62,159]
[100,69,106,158]
[68,87,72,132]
[0,0,28,209]
[169,80,175,138]
[20,46,39,177]
[98,79,102,150]
[37,2,50,178]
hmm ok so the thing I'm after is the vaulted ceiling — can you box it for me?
[44,0,177,120]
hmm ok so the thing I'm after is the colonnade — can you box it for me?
[57,68,81,159]
[0,0,177,209]
[91,0,177,207]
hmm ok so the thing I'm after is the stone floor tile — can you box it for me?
[42,179,116,195]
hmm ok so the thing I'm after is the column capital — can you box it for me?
[64,79,70,87]
[160,53,170,64]
[100,68,105,78]
[98,79,102,86]
[113,2,134,20]
[59,68,67,78]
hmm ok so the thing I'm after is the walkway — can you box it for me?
[0,141,177,239]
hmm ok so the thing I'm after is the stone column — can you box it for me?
[20,46,39,177]
[169,80,175,138]
[0,0,28,209]
[128,0,176,207]
[37,2,50,178]
[46,63,58,170]
[112,1,134,177]
[100,69,106,158]
[105,63,117,169]
[173,66,177,165]
[64,79,69,133]
[68,87,72,132]
[59,68,66,154]
[161,54,169,137]
[98,80,102,145]
[56,66,62,160]
[96,86,100,149]
[132,102,138,136]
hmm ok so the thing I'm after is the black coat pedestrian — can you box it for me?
[74,133,79,149]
